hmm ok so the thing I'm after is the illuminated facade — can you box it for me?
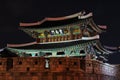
[0,11,119,80]
[7,12,110,60]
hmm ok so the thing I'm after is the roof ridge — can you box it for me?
[20,12,93,27]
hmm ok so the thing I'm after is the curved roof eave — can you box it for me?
[7,35,99,48]
[0,48,5,52]
[89,19,103,33]
[104,46,119,53]
[98,25,107,30]
[95,41,113,54]
[19,12,93,27]
[7,41,37,48]
[104,46,118,50]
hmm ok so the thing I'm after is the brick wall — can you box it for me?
[0,57,118,80]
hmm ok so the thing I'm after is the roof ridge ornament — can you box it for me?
[78,10,86,19]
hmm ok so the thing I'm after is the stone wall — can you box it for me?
[0,57,118,80]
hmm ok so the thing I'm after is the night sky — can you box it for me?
[0,0,120,64]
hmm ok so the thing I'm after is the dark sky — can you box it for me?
[0,0,120,64]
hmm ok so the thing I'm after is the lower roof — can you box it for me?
[8,39,97,49]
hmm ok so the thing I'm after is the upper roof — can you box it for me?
[20,11,93,27]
